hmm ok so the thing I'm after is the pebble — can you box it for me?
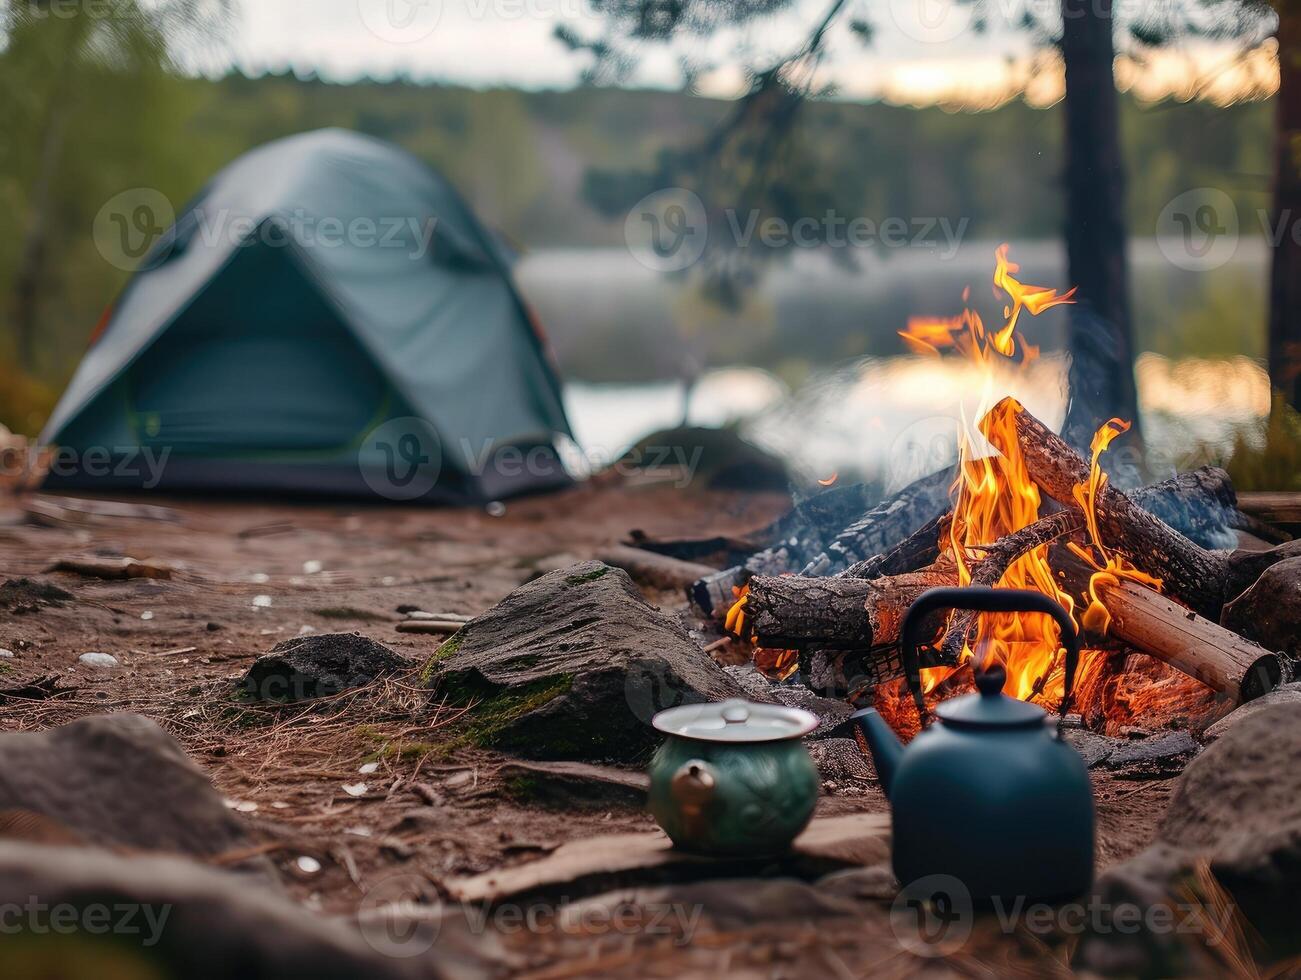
[0,649,13,659]
[78,653,120,668]
[252,595,273,609]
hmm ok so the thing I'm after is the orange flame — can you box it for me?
[903,246,1086,705]
[1068,419,1162,634]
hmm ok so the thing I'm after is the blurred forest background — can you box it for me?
[4,0,1294,492]
[1,69,1273,429]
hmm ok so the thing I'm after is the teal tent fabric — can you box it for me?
[41,129,571,502]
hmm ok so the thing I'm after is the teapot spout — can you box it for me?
[851,707,902,797]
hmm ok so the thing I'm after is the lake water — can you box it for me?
[516,240,1272,487]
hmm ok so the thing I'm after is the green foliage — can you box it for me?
[0,362,56,436]
[1221,396,1301,491]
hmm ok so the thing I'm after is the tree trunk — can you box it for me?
[1270,0,1301,410]
[1060,0,1143,459]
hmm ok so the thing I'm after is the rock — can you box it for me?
[1073,843,1198,977]
[1222,556,1301,655]
[0,577,71,614]
[497,760,648,808]
[1161,702,1301,943]
[1202,683,1301,742]
[423,561,746,762]
[0,649,13,659]
[807,738,873,783]
[1076,703,1301,974]
[241,632,411,702]
[0,844,431,980]
[1063,728,1118,768]
[77,652,120,669]
[0,714,257,862]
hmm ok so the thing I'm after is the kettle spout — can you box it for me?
[851,707,902,797]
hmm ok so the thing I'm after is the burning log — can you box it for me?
[1001,398,1288,618]
[1049,550,1289,704]
[1095,579,1287,704]
[938,510,1086,664]
[742,564,956,651]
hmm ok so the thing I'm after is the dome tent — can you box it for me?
[41,129,572,503]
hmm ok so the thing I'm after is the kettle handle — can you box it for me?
[900,586,1080,724]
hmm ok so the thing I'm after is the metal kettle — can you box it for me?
[852,586,1095,903]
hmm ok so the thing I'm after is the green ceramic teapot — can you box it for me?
[853,586,1095,903]
[648,698,820,855]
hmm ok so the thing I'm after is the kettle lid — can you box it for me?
[653,698,819,743]
[935,664,1047,728]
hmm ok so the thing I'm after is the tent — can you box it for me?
[41,129,572,503]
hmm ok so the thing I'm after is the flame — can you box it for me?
[902,245,1086,705]
[724,583,749,635]
[1068,419,1162,634]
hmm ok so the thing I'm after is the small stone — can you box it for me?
[303,560,323,574]
[342,783,368,797]
[485,501,506,517]
[78,653,119,669]
[295,855,322,874]
[206,622,223,632]
[141,610,154,621]
[358,762,379,774]
[0,649,13,659]
[252,595,273,609]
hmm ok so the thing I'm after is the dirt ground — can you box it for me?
[0,480,1183,975]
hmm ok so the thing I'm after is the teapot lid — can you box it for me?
[935,665,1047,729]
[653,698,819,743]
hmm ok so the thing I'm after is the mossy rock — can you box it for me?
[423,561,745,762]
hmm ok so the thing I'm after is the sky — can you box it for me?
[195,0,1278,106]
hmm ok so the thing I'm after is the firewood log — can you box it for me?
[1000,398,1292,617]
[742,564,957,650]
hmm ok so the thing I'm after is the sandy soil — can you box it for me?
[0,480,1181,973]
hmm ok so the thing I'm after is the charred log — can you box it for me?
[742,564,957,651]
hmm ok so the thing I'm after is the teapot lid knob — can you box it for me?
[720,700,751,724]
[974,663,1007,697]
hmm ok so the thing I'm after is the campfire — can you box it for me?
[708,246,1292,735]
